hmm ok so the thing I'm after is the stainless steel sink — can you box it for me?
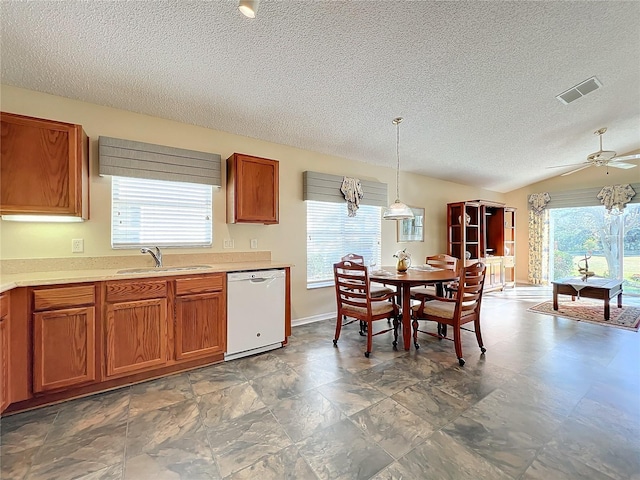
[116,265,212,274]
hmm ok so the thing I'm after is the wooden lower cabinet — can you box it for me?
[105,298,168,378]
[2,270,282,414]
[31,285,97,394]
[174,274,226,361]
[33,306,96,393]
[483,257,505,292]
[175,292,225,361]
[1,293,10,412]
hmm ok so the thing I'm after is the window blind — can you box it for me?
[307,201,381,287]
[112,176,212,248]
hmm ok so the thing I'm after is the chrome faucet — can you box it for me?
[140,246,163,267]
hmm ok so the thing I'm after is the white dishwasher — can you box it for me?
[226,269,286,360]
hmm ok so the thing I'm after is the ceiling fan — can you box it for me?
[550,127,640,176]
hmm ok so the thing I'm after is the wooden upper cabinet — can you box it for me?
[227,153,279,224]
[0,112,89,219]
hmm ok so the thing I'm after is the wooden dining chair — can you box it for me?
[341,253,396,298]
[341,253,396,334]
[410,254,458,299]
[411,262,486,366]
[333,260,399,357]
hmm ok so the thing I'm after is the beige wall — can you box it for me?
[504,160,640,284]
[1,85,504,321]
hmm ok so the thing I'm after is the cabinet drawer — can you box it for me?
[33,285,95,311]
[106,280,167,302]
[0,293,8,318]
[175,275,224,295]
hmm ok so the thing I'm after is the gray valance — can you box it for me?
[99,136,222,186]
[544,183,640,209]
[303,171,387,207]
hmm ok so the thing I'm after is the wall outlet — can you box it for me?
[72,238,84,253]
[223,239,234,249]
[250,239,258,249]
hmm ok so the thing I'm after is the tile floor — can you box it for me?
[1,288,639,479]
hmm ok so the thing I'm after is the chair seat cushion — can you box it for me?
[412,300,475,320]
[370,285,395,297]
[410,286,437,297]
[344,301,395,317]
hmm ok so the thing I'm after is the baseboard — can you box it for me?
[292,312,335,327]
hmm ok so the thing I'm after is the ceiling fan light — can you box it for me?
[383,201,414,220]
[588,150,616,163]
[238,0,259,18]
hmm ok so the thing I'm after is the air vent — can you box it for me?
[556,76,602,105]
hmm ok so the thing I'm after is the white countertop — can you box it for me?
[0,261,292,293]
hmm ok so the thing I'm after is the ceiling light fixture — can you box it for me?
[383,117,414,220]
[238,0,259,18]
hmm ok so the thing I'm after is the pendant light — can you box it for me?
[383,117,414,220]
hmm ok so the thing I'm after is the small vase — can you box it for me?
[396,257,411,273]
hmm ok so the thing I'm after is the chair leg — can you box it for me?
[333,314,343,346]
[359,320,367,336]
[365,320,373,358]
[412,317,420,349]
[453,325,464,366]
[392,315,399,350]
[474,318,487,354]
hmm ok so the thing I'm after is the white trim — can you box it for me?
[292,312,335,327]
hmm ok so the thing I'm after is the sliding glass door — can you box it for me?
[549,204,639,294]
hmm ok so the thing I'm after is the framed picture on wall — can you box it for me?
[397,207,425,242]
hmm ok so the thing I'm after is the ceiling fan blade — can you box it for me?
[547,162,589,169]
[613,153,640,161]
[608,162,637,169]
[561,165,592,176]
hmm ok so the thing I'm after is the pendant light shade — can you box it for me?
[383,117,414,220]
[238,0,259,18]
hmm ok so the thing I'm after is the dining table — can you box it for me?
[369,266,459,350]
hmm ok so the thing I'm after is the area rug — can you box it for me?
[528,299,640,332]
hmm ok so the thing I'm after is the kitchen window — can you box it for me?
[111,176,212,248]
[306,200,381,288]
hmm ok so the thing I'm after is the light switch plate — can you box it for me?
[223,239,234,249]
[250,239,258,249]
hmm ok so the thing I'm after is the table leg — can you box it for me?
[604,297,610,321]
[618,291,623,308]
[553,284,558,311]
[402,283,411,350]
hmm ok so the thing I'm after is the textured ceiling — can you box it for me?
[1,1,639,192]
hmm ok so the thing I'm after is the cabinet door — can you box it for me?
[0,293,9,412]
[0,317,8,412]
[227,153,279,224]
[0,112,89,218]
[105,298,167,378]
[175,292,226,361]
[33,306,96,393]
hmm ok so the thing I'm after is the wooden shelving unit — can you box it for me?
[447,200,517,291]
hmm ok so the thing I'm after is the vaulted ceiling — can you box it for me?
[1,1,639,192]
